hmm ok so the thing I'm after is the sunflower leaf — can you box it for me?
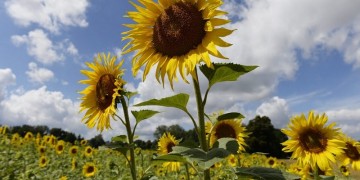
[235,167,290,180]
[131,110,160,124]
[152,154,187,163]
[199,63,258,88]
[217,112,244,121]
[212,138,239,154]
[111,135,128,143]
[133,93,189,112]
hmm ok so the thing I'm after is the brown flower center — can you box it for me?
[166,142,175,153]
[153,2,206,57]
[87,148,92,154]
[268,159,275,165]
[96,74,116,111]
[214,123,237,139]
[71,148,77,154]
[87,166,94,173]
[41,158,46,164]
[57,145,63,151]
[345,142,360,160]
[299,128,327,153]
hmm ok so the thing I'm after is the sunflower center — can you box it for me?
[166,142,175,153]
[87,148,92,154]
[268,159,275,165]
[71,149,77,154]
[153,2,206,57]
[299,128,327,153]
[41,158,46,164]
[96,74,116,111]
[87,166,94,173]
[57,145,63,151]
[214,123,237,139]
[345,142,360,160]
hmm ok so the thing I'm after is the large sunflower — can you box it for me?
[337,135,360,170]
[281,111,345,171]
[209,119,249,152]
[158,132,181,172]
[79,53,125,131]
[123,0,233,87]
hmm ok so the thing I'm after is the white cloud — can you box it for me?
[11,29,79,65]
[325,108,360,139]
[0,86,100,139]
[0,68,16,100]
[26,62,54,84]
[5,0,89,33]
[256,96,290,128]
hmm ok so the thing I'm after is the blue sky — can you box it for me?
[1,0,360,141]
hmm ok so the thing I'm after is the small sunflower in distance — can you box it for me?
[337,135,360,170]
[82,162,97,177]
[158,132,181,172]
[123,0,233,87]
[209,119,249,152]
[79,53,125,131]
[282,111,345,171]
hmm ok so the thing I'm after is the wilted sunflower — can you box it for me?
[56,140,65,154]
[79,53,125,131]
[282,111,345,171]
[158,132,181,172]
[337,135,360,170]
[123,0,233,87]
[82,162,97,177]
[209,119,249,152]
[39,156,48,168]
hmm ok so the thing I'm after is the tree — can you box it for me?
[89,134,106,148]
[245,115,289,158]
[153,125,168,139]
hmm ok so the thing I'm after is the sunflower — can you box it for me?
[281,111,345,171]
[123,0,233,87]
[158,132,181,172]
[209,119,249,152]
[79,53,125,131]
[82,162,97,177]
[24,132,34,141]
[80,139,87,146]
[227,154,237,167]
[84,146,93,157]
[340,165,350,177]
[55,140,65,154]
[266,157,277,168]
[71,158,77,171]
[38,145,46,155]
[337,135,360,170]
[69,146,79,156]
[39,156,48,168]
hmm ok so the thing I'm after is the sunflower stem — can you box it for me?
[120,95,137,180]
[192,68,211,180]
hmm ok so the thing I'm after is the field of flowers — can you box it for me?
[0,126,356,180]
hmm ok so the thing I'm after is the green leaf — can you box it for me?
[152,154,187,163]
[172,146,230,170]
[212,138,239,154]
[104,144,129,157]
[122,91,138,100]
[217,112,245,121]
[200,63,258,88]
[235,167,290,180]
[131,110,160,124]
[111,135,128,143]
[133,93,189,112]
[319,175,335,180]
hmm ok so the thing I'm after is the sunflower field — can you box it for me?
[2,0,360,180]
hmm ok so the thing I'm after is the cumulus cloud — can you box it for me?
[256,96,290,128]
[26,62,54,84]
[5,0,89,33]
[0,86,100,139]
[0,68,16,100]
[11,29,79,65]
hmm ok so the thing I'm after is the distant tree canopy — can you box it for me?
[245,115,289,158]
[153,124,199,148]
[89,134,106,148]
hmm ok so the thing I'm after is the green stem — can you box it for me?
[313,165,320,180]
[192,68,210,180]
[120,96,137,180]
[185,163,190,180]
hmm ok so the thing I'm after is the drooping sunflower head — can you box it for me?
[281,111,346,171]
[123,0,233,88]
[82,162,97,178]
[209,119,249,152]
[337,134,360,170]
[79,53,125,131]
[158,132,180,155]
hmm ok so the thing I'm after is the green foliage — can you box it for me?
[199,63,258,88]
[134,93,189,112]
[131,110,160,124]
[217,112,245,121]
[112,135,128,143]
[245,116,289,158]
[235,167,290,180]
[89,134,105,148]
[212,138,239,154]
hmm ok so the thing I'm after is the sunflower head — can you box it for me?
[79,53,125,131]
[227,154,237,167]
[56,140,65,154]
[281,111,346,171]
[84,146,93,157]
[158,132,180,155]
[337,135,360,170]
[340,165,350,177]
[123,0,233,88]
[69,146,79,156]
[209,119,249,152]
[39,156,48,168]
[82,162,97,177]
